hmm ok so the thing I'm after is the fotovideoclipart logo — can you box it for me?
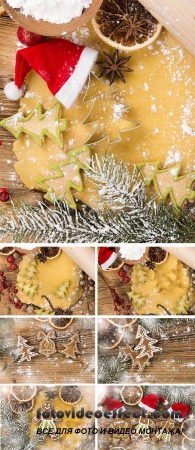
[35,406,183,435]
[35,406,183,421]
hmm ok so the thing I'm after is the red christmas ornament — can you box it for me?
[122,275,130,284]
[7,256,15,264]
[17,26,44,46]
[0,188,10,202]
[10,263,18,271]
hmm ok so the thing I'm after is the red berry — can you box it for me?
[118,269,126,277]
[2,276,6,281]
[7,256,15,263]
[126,304,131,309]
[0,188,10,202]
[17,26,44,46]
[7,282,12,287]
[14,288,18,293]
[0,140,2,145]
[0,271,4,276]
[110,288,115,293]
[10,263,18,271]
[122,276,130,284]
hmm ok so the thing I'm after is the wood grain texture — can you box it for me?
[0,251,95,316]
[98,319,195,384]
[0,318,95,383]
[98,268,133,315]
[139,0,195,57]
[0,13,37,208]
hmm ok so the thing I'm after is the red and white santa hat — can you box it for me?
[101,396,126,413]
[4,38,98,109]
[138,394,168,412]
[98,247,118,271]
[168,402,194,422]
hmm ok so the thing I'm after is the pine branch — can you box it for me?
[0,399,44,450]
[0,155,195,242]
[98,351,132,384]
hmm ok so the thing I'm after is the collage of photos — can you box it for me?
[1,0,195,449]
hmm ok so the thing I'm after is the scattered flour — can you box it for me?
[119,245,146,260]
[7,0,93,24]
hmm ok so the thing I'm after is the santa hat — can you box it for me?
[4,38,98,109]
[101,396,126,413]
[168,402,194,422]
[138,394,168,412]
[98,247,118,271]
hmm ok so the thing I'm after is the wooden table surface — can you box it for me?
[0,252,95,315]
[98,319,195,384]
[98,268,133,315]
[0,317,95,383]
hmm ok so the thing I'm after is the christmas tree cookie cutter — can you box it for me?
[137,161,195,208]
[83,73,141,145]
[0,100,67,149]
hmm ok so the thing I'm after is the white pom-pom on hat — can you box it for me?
[4,81,25,101]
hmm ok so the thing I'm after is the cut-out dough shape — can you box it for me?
[0,101,67,149]
[137,161,195,207]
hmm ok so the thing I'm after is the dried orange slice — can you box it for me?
[107,318,137,328]
[120,385,143,405]
[181,419,195,441]
[59,386,82,404]
[92,0,162,51]
[11,385,36,402]
[0,5,5,15]
[0,247,15,255]
[182,437,195,449]
[49,317,73,330]
[9,392,34,414]
[98,318,124,349]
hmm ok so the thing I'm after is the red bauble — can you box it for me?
[0,188,10,202]
[17,26,44,46]
[118,269,126,277]
[7,256,15,264]
[122,275,130,284]
[10,263,18,271]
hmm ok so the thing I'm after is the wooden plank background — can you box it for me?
[98,319,195,384]
[0,251,95,315]
[0,317,95,383]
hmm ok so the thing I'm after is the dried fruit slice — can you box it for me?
[107,318,137,328]
[181,419,195,441]
[147,247,168,264]
[38,247,61,259]
[120,385,143,405]
[9,392,34,414]
[182,437,195,449]
[98,319,124,349]
[11,385,36,402]
[48,317,73,330]
[92,0,162,51]
[59,386,82,404]
[0,246,15,255]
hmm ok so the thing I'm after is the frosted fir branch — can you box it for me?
[138,318,163,335]
[98,351,132,384]
[85,154,150,210]
[0,199,195,242]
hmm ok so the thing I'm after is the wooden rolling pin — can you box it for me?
[61,247,95,281]
[139,0,195,57]
[161,246,195,270]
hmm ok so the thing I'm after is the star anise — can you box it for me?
[145,260,156,270]
[45,389,57,400]
[96,49,133,85]
[118,12,149,43]
[36,253,47,263]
